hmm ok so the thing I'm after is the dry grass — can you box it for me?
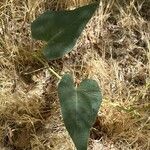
[0,0,150,149]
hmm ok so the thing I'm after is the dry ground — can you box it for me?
[0,0,150,150]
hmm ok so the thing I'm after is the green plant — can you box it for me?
[31,2,102,150]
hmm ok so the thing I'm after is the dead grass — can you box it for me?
[0,0,150,149]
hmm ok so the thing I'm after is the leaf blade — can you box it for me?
[31,3,98,60]
[58,74,102,150]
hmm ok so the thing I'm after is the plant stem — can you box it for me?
[47,67,61,80]
[33,53,61,80]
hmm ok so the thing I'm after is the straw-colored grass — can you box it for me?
[0,0,149,149]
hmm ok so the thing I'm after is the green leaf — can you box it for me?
[31,3,98,60]
[58,74,102,150]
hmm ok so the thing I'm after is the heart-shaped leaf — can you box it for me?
[31,2,98,60]
[58,74,102,150]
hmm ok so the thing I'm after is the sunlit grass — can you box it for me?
[0,0,149,149]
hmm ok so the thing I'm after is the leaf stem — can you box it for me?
[33,53,61,80]
[47,67,61,80]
